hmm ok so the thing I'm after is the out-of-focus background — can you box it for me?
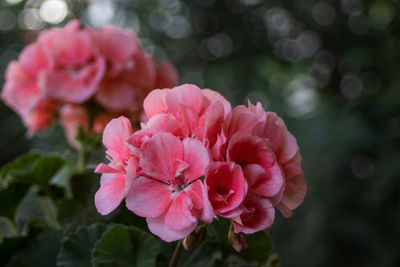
[0,0,399,266]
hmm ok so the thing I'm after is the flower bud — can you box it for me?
[182,223,208,250]
[228,224,248,252]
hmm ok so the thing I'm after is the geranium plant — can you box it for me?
[0,21,306,267]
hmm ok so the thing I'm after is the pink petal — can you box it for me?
[202,89,231,117]
[203,101,225,147]
[103,116,132,164]
[278,131,299,165]
[147,214,197,242]
[155,60,178,89]
[165,191,196,230]
[95,163,123,174]
[223,105,258,139]
[52,31,92,67]
[143,89,170,119]
[1,63,41,116]
[95,79,136,111]
[243,163,284,198]
[165,84,204,115]
[41,57,105,103]
[228,133,275,169]
[96,26,140,62]
[95,175,125,215]
[124,157,139,194]
[185,180,204,210]
[125,176,172,218]
[100,173,121,186]
[182,137,209,183]
[19,43,53,77]
[139,132,183,183]
[205,162,247,215]
[233,194,275,234]
[177,105,199,136]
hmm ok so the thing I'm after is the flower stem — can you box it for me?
[169,239,183,267]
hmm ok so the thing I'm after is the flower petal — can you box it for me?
[139,132,183,183]
[103,116,132,164]
[147,214,197,242]
[165,192,196,230]
[125,176,172,218]
[182,137,209,183]
[95,175,125,215]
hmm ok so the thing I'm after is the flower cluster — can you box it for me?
[95,84,306,242]
[1,20,177,147]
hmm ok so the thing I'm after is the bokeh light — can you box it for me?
[39,0,68,24]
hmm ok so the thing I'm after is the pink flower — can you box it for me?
[1,48,54,135]
[59,104,89,149]
[232,193,275,234]
[250,106,307,217]
[141,84,231,156]
[227,133,284,198]
[39,22,106,103]
[126,132,213,242]
[155,60,179,89]
[205,162,247,217]
[2,19,178,142]
[94,116,136,215]
[23,100,57,136]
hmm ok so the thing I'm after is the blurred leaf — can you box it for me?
[1,152,65,187]
[263,253,280,267]
[50,161,75,198]
[208,219,273,264]
[15,186,58,235]
[0,183,29,219]
[70,171,99,205]
[1,152,40,185]
[179,240,223,267]
[239,231,273,263]
[0,235,27,266]
[57,224,107,267]
[92,224,159,267]
[0,216,16,242]
[6,229,64,267]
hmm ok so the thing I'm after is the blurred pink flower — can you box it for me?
[1,19,178,147]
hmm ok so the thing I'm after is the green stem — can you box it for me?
[78,143,87,172]
[41,198,59,228]
[169,239,183,267]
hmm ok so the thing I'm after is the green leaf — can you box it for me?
[92,224,159,267]
[1,152,40,185]
[70,171,99,205]
[57,224,107,267]
[208,219,273,264]
[0,183,29,219]
[1,152,65,187]
[6,229,64,267]
[179,240,223,267]
[0,235,27,266]
[239,231,273,263]
[15,186,57,234]
[0,216,16,242]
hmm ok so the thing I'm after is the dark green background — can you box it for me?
[0,0,399,266]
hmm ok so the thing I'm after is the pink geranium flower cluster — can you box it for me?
[95,84,306,242]
[1,20,177,147]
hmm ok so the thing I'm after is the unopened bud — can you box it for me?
[183,223,208,250]
[228,224,247,252]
